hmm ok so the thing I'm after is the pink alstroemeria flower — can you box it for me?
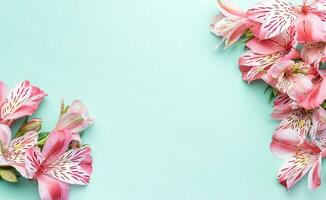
[271,107,326,190]
[239,30,299,82]
[55,100,93,147]
[0,124,38,177]
[247,0,326,41]
[262,59,313,101]
[270,128,323,190]
[25,130,92,200]
[0,81,46,126]
[210,0,252,48]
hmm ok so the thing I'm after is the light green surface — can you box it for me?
[0,0,323,199]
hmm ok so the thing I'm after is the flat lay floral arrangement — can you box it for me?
[211,0,326,190]
[0,80,93,200]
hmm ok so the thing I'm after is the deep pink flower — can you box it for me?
[0,81,46,126]
[25,130,92,200]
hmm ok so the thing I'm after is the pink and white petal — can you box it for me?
[312,107,326,130]
[270,128,300,160]
[277,149,317,189]
[287,75,313,101]
[216,0,246,20]
[0,81,46,120]
[275,110,313,145]
[239,51,284,82]
[46,146,92,185]
[37,174,70,200]
[247,0,298,39]
[0,124,11,148]
[10,163,28,178]
[267,59,294,79]
[56,113,84,132]
[272,94,298,120]
[67,100,89,118]
[296,14,325,43]
[224,20,248,47]
[5,131,38,164]
[301,78,326,109]
[25,147,42,179]
[42,130,72,164]
[0,81,8,106]
[246,37,285,54]
[308,155,322,190]
[301,45,324,65]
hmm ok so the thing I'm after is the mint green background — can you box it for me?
[0,0,323,199]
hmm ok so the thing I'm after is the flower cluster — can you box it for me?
[211,0,326,190]
[0,80,93,199]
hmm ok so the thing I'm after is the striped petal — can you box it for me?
[0,81,46,121]
[277,147,319,189]
[5,131,38,164]
[247,0,298,39]
[37,174,69,200]
[24,147,42,179]
[46,146,92,185]
[239,51,283,82]
[275,110,313,145]
[308,155,322,190]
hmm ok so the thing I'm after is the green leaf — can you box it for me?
[0,170,17,183]
[264,86,271,94]
[37,132,50,146]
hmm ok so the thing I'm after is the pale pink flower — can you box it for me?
[25,130,92,200]
[247,0,326,41]
[0,81,46,126]
[55,100,93,147]
[210,0,258,48]
[0,124,38,177]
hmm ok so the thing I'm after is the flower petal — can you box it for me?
[296,13,325,43]
[37,174,69,200]
[301,78,326,109]
[272,94,298,120]
[308,155,322,190]
[25,147,42,179]
[0,124,11,148]
[0,81,46,120]
[246,37,285,54]
[239,51,283,82]
[247,0,298,39]
[216,0,246,20]
[275,110,312,145]
[46,146,92,185]
[5,131,38,164]
[277,148,318,189]
[42,130,72,164]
